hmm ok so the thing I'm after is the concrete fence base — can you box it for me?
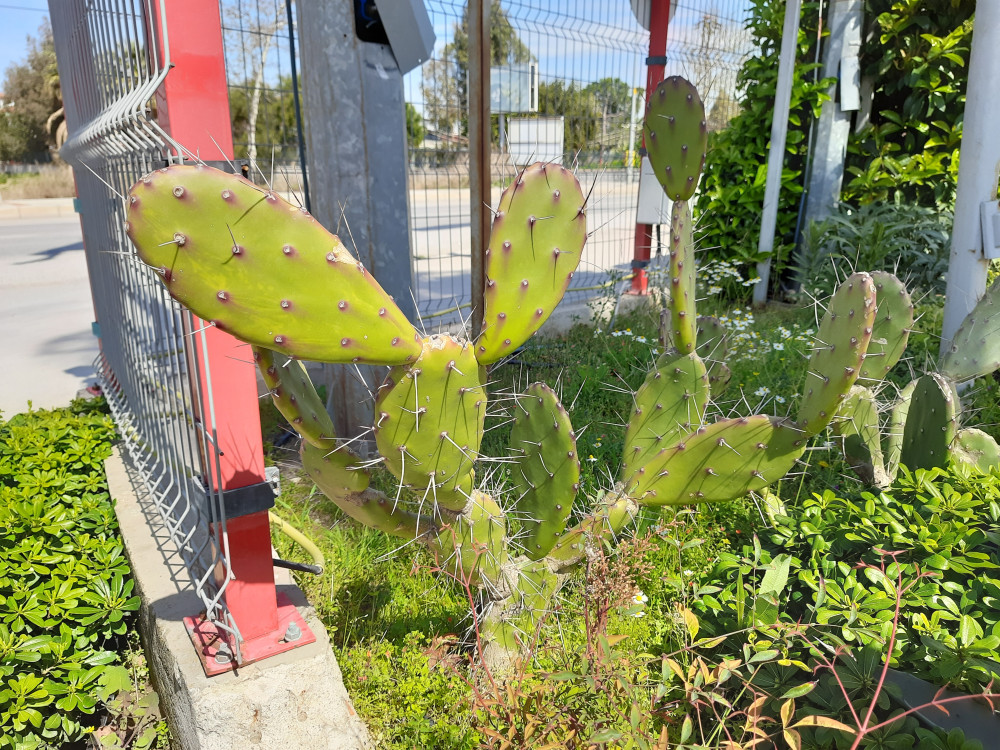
[106,448,370,749]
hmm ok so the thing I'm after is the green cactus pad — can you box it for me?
[428,490,507,587]
[885,380,916,479]
[858,271,913,385]
[622,352,709,478]
[476,163,587,365]
[833,385,888,486]
[299,441,433,540]
[375,335,486,512]
[254,346,335,449]
[513,561,560,619]
[509,383,580,560]
[900,373,957,471]
[642,76,708,201]
[950,428,1000,473]
[547,493,636,568]
[125,164,421,365]
[667,201,697,353]
[795,272,876,437]
[626,416,803,506]
[696,316,731,397]
[939,280,1000,381]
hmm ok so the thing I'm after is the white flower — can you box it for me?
[682,570,693,576]
[587,454,598,462]
[773,343,784,351]
[754,386,770,397]
[774,395,786,404]
[631,611,646,618]
[632,591,649,605]
[636,335,648,344]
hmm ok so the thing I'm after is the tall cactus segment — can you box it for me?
[899,373,957,471]
[255,346,335,449]
[642,76,708,202]
[374,335,485,512]
[667,201,698,353]
[858,271,913,385]
[509,384,580,560]
[125,165,421,365]
[476,162,587,365]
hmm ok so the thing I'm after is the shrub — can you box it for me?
[0,400,147,748]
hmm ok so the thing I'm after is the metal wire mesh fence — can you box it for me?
[404,0,754,323]
[51,0,243,652]
[220,0,307,197]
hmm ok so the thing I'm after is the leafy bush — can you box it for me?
[0,401,149,748]
[695,0,833,301]
[794,201,953,297]
[679,464,1000,747]
[843,1,974,208]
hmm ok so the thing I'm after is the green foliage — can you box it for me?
[795,201,953,297]
[0,20,61,162]
[695,0,833,301]
[0,400,148,748]
[228,74,300,161]
[405,102,425,149]
[843,1,974,207]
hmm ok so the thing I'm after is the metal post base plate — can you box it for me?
[183,591,317,677]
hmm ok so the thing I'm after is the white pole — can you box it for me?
[752,0,802,306]
[940,1,1000,353]
[627,86,639,187]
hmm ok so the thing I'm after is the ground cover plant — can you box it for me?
[0,400,167,749]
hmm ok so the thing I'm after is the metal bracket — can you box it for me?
[645,55,668,66]
[204,479,276,522]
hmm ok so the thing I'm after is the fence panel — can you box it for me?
[51,0,244,657]
[404,0,753,324]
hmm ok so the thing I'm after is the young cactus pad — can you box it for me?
[477,162,587,365]
[125,164,421,364]
[642,76,708,201]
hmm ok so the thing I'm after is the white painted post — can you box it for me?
[753,0,802,306]
[940,1,1000,353]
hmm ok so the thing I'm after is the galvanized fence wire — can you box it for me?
[404,0,753,324]
[220,0,307,198]
[50,0,244,655]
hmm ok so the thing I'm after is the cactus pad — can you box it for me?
[476,163,587,365]
[125,164,421,364]
[622,352,708,478]
[298,441,435,539]
[696,316,731,397]
[795,272,876,437]
[626,416,803,505]
[375,335,486,512]
[885,379,916,479]
[950,428,1000,473]
[833,385,888,486]
[428,490,507,586]
[642,76,708,201]
[547,493,636,568]
[900,373,957,470]
[858,271,913,385]
[939,280,1000,382]
[667,201,697,353]
[254,346,335,449]
[509,383,580,560]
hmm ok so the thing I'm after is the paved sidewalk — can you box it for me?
[1,214,99,416]
[0,197,77,220]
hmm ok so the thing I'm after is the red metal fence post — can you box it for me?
[150,0,314,673]
[630,0,672,295]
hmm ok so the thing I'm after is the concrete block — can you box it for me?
[105,448,370,749]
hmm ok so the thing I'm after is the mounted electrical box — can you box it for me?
[353,0,435,75]
[982,200,1000,260]
[635,155,671,225]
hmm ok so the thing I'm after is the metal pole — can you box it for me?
[470,0,491,338]
[941,1,1000,351]
[752,0,802,307]
[630,0,671,295]
[627,86,638,187]
[285,0,311,213]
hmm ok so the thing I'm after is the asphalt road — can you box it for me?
[1,216,99,417]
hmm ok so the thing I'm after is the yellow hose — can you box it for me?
[268,511,325,574]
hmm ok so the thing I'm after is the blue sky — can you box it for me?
[0,2,49,86]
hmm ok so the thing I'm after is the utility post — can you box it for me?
[469,0,492,338]
[296,0,417,444]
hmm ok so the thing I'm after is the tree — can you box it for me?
[420,0,532,136]
[0,20,62,162]
[229,74,299,162]
[583,78,632,162]
[537,80,599,155]
[405,102,425,149]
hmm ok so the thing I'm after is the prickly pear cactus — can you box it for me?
[124,77,886,666]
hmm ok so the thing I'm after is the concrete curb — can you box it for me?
[105,448,370,750]
[0,198,77,220]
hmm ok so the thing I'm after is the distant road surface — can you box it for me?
[0,215,99,417]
